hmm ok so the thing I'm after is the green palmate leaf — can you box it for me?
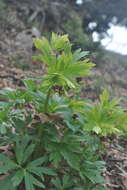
[52,177,62,188]
[24,172,35,190]
[23,78,37,90]
[28,166,56,176]
[0,164,17,174]
[61,151,80,169]
[0,174,17,190]
[27,156,48,168]
[11,170,24,187]
[79,160,105,185]
[61,75,76,88]
[30,174,45,188]
[15,139,26,164]
[24,171,45,190]
[15,136,34,165]
[49,151,62,165]
[51,175,73,190]
[85,170,104,184]
[13,118,28,134]
[63,175,70,186]
[0,154,18,173]
[23,144,35,164]
[27,167,44,179]
[39,167,56,176]
[72,48,89,62]
[67,61,94,77]
[62,175,73,188]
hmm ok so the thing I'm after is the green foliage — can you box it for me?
[0,136,55,190]
[1,33,126,189]
[0,0,7,23]
[33,33,94,90]
[83,89,127,136]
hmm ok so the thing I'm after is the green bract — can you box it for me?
[33,33,94,89]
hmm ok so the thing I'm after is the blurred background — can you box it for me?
[0,0,127,102]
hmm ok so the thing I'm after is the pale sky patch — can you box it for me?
[76,0,83,4]
[101,25,127,55]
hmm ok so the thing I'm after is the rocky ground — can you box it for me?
[102,137,127,190]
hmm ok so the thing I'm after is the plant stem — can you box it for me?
[44,88,51,114]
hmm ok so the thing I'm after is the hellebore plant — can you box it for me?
[0,33,126,190]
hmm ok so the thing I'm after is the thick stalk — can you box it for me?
[34,123,45,158]
[44,88,51,114]
[34,89,51,158]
